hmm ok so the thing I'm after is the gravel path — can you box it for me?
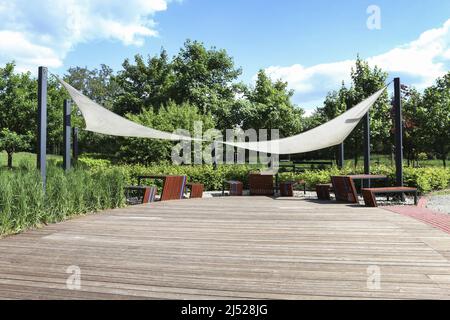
[427,195,450,214]
[205,190,418,206]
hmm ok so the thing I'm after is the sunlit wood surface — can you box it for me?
[1,196,450,299]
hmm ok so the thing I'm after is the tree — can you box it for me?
[315,83,356,162]
[401,87,426,166]
[63,65,122,156]
[118,101,216,164]
[114,41,242,118]
[171,40,242,115]
[420,72,450,167]
[64,64,119,109]
[349,57,389,165]
[232,70,303,138]
[114,50,174,115]
[0,62,36,166]
[0,129,30,168]
[315,57,389,166]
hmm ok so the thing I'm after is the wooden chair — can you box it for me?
[279,181,295,197]
[223,180,243,196]
[331,176,358,203]
[125,186,157,205]
[160,176,187,201]
[186,182,204,199]
[316,184,332,200]
[248,173,274,196]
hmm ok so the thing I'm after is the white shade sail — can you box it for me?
[59,78,192,141]
[222,87,386,154]
[59,77,386,155]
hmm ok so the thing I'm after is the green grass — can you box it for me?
[0,151,61,168]
[283,154,447,168]
[0,164,126,236]
[2,151,447,169]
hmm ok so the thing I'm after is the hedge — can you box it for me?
[78,158,450,194]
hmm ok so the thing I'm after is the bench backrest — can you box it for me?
[160,176,187,201]
[248,174,274,196]
[331,176,358,203]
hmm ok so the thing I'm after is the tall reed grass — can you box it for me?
[0,165,126,236]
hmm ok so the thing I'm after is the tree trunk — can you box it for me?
[7,152,13,168]
[443,156,447,168]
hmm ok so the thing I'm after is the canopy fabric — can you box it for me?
[59,77,386,155]
[222,87,386,154]
[59,78,192,141]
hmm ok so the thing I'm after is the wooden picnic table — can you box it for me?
[346,174,388,189]
[137,175,167,186]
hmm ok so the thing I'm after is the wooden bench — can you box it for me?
[248,173,274,196]
[316,184,332,200]
[277,180,306,197]
[279,181,295,197]
[362,187,418,207]
[331,176,358,204]
[125,186,157,205]
[222,180,243,196]
[186,183,204,199]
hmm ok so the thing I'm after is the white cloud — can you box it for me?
[0,0,172,72]
[264,19,450,110]
[0,31,63,71]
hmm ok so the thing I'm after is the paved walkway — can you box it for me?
[383,205,450,234]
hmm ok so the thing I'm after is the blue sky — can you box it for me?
[1,0,449,112]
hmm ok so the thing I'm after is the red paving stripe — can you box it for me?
[382,205,450,235]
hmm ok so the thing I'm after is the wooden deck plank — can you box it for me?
[1,196,450,299]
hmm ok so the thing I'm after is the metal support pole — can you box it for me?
[338,143,344,169]
[72,127,79,163]
[63,99,71,171]
[363,112,371,187]
[394,78,403,187]
[37,67,47,189]
[339,100,351,169]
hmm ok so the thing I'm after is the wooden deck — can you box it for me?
[1,196,450,300]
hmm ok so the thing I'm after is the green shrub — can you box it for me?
[75,157,450,193]
[76,157,112,169]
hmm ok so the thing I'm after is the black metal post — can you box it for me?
[363,112,371,187]
[338,143,344,169]
[394,78,403,187]
[63,99,71,171]
[72,127,79,162]
[37,67,47,189]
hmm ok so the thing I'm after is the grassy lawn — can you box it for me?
[0,151,62,168]
[284,154,447,169]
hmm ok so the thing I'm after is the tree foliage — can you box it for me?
[117,101,215,164]
[0,43,448,167]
